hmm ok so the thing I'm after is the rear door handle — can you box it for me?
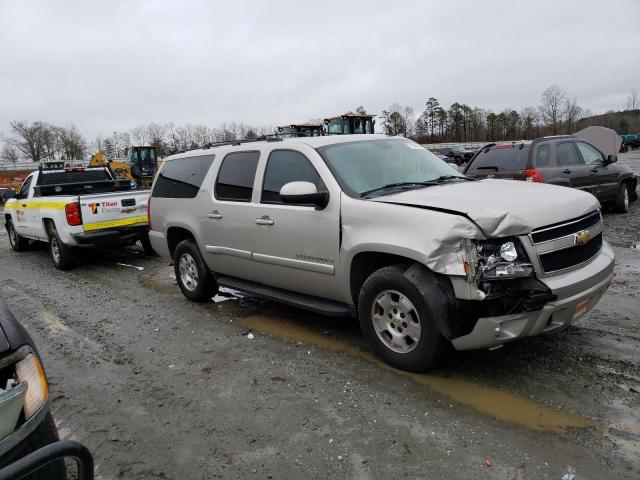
[563,169,572,174]
[207,210,222,219]
[21,204,27,207]
[255,216,274,226]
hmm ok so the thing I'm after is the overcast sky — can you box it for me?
[1,0,639,139]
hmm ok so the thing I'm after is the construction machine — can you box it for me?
[89,145,158,188]
[324,112,375,135]
[277,124,324,138]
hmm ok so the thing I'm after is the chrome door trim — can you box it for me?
[252,253,334,275]
[205,245,252,260]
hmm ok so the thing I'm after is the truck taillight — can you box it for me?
[525,169,543,183]
[65,202,82,226]
[147,198,151,229]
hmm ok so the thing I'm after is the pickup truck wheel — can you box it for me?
[140,234,155,256]
[48,228,76,270]
[614,183,630,213]
[174,240,218,302]
[358,265,447,372]
[6,220,29,252]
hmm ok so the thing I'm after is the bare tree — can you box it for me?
[563,97,582,134]
[539,85,566,135]
[56,125,87,160]
[1,141,20,166]
[130,125,148,145]
[7,121,52,161]
[626,89,639,110]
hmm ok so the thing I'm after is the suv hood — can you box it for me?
[373,179,600,237]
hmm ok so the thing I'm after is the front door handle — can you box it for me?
[591,167,599,173]
[563,169,572,174]
[207,210,222,219]
[255,216,274,226]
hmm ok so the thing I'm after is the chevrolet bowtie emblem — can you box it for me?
[574,230,591,246]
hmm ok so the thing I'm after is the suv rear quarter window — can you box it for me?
[152,154,215,199]
[465,146,529,173]
[215,151,260,202]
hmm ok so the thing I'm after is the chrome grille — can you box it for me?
[529,210,603,273]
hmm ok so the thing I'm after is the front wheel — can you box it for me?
[614,183,630,213]
[358,265,448,372]
[173,239,218,302]
[6,219,29,252]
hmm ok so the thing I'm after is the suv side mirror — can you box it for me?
[605,154,617,165]
[280,181,329,209]
[2,189,16,201]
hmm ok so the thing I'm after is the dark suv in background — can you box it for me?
[464,136,638,212]
[438,146,475,165]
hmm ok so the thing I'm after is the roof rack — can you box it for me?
[201,134,283,150]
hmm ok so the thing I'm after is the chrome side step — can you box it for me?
[216,275,352,317]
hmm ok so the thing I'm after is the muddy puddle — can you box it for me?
[240,313,601,433]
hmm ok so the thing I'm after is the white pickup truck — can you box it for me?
[2,162,151,269]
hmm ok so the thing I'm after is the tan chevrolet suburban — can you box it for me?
[148,134,614,371]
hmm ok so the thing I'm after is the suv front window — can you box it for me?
[575,142,603,165]
[261,150,323,204]
[317,139,461,197]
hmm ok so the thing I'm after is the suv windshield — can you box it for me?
[317,138,462,197]
[465,145,529,173]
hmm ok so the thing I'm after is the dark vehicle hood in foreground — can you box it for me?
[373,179,600,237]
[0,301,35,353]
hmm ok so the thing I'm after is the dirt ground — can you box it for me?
[1,152,639,479]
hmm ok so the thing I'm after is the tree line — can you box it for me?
[382,86,640,143]
[2,85,638,165]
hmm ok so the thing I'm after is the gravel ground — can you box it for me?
[0,152,639,479]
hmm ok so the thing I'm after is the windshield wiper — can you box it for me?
[360,181,437,198]
[432,175,474,183]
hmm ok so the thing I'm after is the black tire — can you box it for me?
[6,219,29,252]
[0,412,67,480]
[358,265,448,372]
[48,226,76,270]
[139,234,155,256]
[173,239,218,302]
[614,183,630,213]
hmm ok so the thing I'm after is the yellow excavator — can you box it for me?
[89,145,158,188]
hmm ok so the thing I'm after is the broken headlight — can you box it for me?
[475,238,533,280]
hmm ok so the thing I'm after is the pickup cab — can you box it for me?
[3,163,150,269]
[148,135,614,372]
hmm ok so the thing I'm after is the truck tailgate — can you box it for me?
[79,190,150,232]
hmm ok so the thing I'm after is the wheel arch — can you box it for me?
[166,226,198,259]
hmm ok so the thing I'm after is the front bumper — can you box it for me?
[71,225,148,248]
[452,241,614,350]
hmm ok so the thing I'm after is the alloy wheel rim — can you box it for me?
[371,289,421,354]
[179,253,198,291]
[624,187,629,209]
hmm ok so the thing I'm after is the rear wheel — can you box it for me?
[614,183,630,213]
[173,239,218,302]
[139,234,155,256]
[358,265,448,372]
[6,219,29,252]
[48,226,76,270]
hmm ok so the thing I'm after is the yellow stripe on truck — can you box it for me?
[4,201,68,210]
[83,215,148,232]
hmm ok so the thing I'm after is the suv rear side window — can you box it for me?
[556,142,583,166]
[533,144,553,167]
[261,150,323,204]
[152,155,215,199]
[466,146,529,173]
[215,151,260,202]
